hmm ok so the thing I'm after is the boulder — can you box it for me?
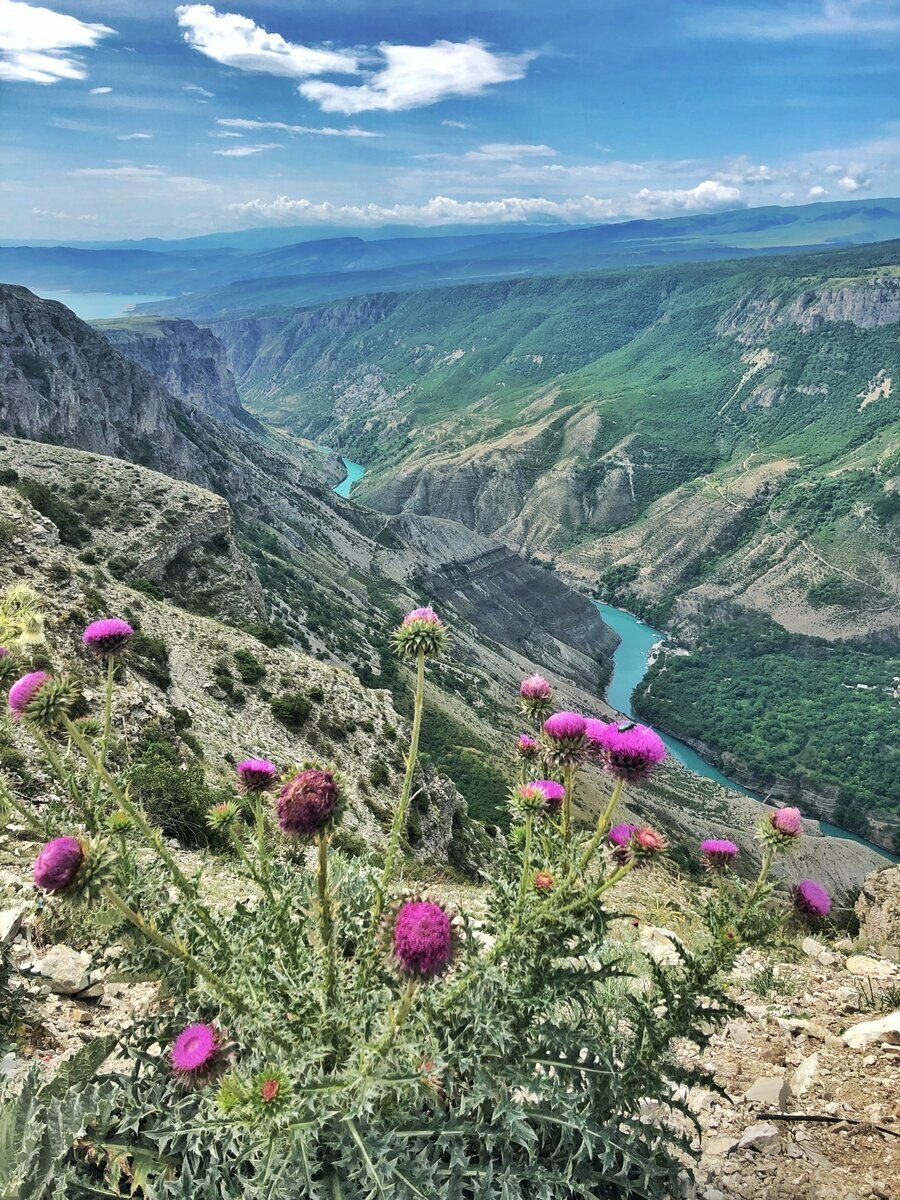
[37,945,91,995]
[855,865,900,952]
[845,954,896,979]
[841,1011,900,1050]
[743,1075,792,1110]
[738,1122,781,1153]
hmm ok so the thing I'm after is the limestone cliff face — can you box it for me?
[93,316,253,427]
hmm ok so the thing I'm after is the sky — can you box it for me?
[1,0,899,239]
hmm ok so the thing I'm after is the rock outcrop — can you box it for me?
[855,865,900,952]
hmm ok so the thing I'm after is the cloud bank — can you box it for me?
[0,0,113,84]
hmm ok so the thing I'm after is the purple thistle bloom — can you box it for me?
[700,838,740,870]
[392,900,453,980]
[236,757,278,793]
[584,717,611,748]
[402,605,442,627]
[33,836,84,894]
[8,671,50,721]
[170,1023,219,1077]
[520,674,552,701]
[531,779,566,810]
[794,879,831,919]
[608,823,637,848]
[276,769,339,837]
[772,807,802,837]
[0,647,7,658]
[516,733,539,759]
[593,721,666,782]
[82,617,134,656]
[543,711,586,740]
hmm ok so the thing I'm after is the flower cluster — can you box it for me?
[701,839,740,871]
[540,711,588,770]
[589,721,667,782]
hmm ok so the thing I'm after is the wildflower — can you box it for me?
[253,1066,290,1114]
[531,779,566,812]
[207,800,240,832]
[276,768,341,837]
[33,836,84,894]
[760,805,803,848]
[106,809,133,834]
[516,733,539,761]
[700,838,740,871]
[170,1023,219,1082]
[592,721,666,782]
[519,673,553,719]
[533,870,555,892]
[509,782,549,817]
[608,822,637,864]
[236,757,278,793]
[82,617,133,656]
[392,899,454,980]
[393,606,447,658]
[540,711,587,769]
[793,879,832,920]
[7,671,74,729]
[632,826,666,859]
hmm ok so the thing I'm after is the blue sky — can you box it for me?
[1,0,899,238]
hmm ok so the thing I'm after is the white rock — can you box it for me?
[639,924,683,966]
[841,1011,900,1050]
[738,1122,781,1152]
[37,944,91,995]
[703,1135,739,1157]
[845,955,896,979]
[743,1076,792,1110]
[791,1052,819,1095]
[0,906,26,944]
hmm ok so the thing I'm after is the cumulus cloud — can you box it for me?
[228,180,743,227]
[175,4,357,77]
[216,117,381,138]
[837,172,870,191]
[117,132,152,140]
[212,142,281,156]
[0,0,114,84]
[300,40,534,114]
[808,185,828,199]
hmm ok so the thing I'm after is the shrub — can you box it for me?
[233,648,266,685]
[129,630,172,690]
[270,691,312,729]
[7,603,808,1199]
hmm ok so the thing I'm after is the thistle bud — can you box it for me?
[393,606,447,658]
[519,674,553,721]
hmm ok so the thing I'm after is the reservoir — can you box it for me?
[333,458,366,498]
[31,291,171,320]
[594,602,897,861]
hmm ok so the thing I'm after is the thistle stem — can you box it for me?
[516,812,534,913]
[577,777,624,874]
[63,716,230,958]
[374,648,425,919]
[742,845,775,914]
[317,832,337,1009]
[100,655,115,769]
[33,729,97,832]
[562,763,575,840]
[101,885,247,1014]
[0,776,50,838]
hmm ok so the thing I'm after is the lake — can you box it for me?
[333,458,366,498]
[594,601,898,862]
[31,290,171,320]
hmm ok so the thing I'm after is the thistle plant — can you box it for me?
[1,608,818,1199]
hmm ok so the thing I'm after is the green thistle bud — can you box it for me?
[207,800,241,832]
[106,809,133,835]
[392,607,448,659]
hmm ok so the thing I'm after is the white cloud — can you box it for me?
[808,185,828,199]
[68,165,214,191]
[228,179,743,228]
[175,4,357,78]
[184,82,214,97]
[720,158,776,185]
[689,0,900,39]
[216,117,381,138]
[117,132,152,141]
[32,206,97,221]
[442,119,470,129]
[89,84,111,93]
[0,0,114,84]
[837,172,870,191]
[300,39,534,114]
[209,130,242,138]
[469,143,557,160]
[212,142,281,157]
[71,165,164,178]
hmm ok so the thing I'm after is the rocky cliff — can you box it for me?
[92,315,255,427]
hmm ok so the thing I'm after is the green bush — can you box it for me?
[130,630,172,690]
[270,691,312,729]
[127,740,224,847]
[234,648,266,684]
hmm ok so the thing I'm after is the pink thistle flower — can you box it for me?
[236,757,278,793]
[520,674,552,701]
[793,880,831,920]
[276,769,340,837]
[82,617,133,656]
[632,826,666,857]
[33,836,84,894]
[540,711,588,769]
[260,1077,280,1103]
[608,823,637,848]
[516,733,539,760]
[402,606,441,627]
[394,606,447,657]
[531,779,566,811]
[584,717,612,752]
[772,807,802,837]
[700,838,740,871]
[392,899,453,980]
[8,671,50,721]
[593,721,666,782]
[170,1023,219,1079]
[533,870,555,892]
[543,711,586,740]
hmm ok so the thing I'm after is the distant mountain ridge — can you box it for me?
[2,198,900,320]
